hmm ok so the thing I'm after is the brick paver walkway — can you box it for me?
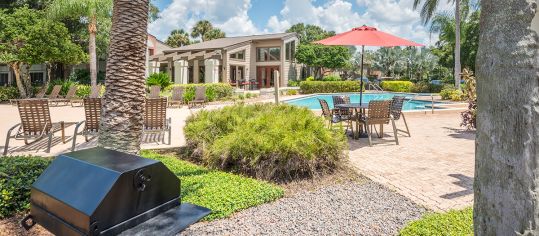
[348,110,475,211]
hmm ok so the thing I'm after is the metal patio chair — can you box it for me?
[358,100,399,146]
[391,96,411,137]
[318,98,352,131]
[10,86,47,106]
[143,98,172,144]
[50,85,77,106]
[71,98,101,151]
[149,85,161,99]
[168,86,184,108]
[4,99,66,155]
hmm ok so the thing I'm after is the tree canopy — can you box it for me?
[295,44,350,78]
[286,23,335,44]
[165,29,191,48]
[190,20,225,42]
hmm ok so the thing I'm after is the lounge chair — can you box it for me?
[4,99,66,155]
[149,85,161,99]
[318,98,352,130]
[188,86,207,108]
[47,85,62,99]
[143,98,171,144]
[358,100,399,146]
[50,85,77,106]
[391,96,411,137]
[9,86,47,106]
[89,84,101,98]
[168,87,184,108]
[71,98,101,151]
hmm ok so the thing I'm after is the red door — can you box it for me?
[256,66,279,89]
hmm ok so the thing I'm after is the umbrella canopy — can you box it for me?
[314,25,424,47]
[315,25,424,106]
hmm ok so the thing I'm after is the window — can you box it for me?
[149,48,155,56]
[229,50,245,60]
[0,73,8,86]
[257,47,280,62]
[30,72,44,86]
[285,40,296,61]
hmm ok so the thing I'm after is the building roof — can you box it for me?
[163,32,297,53]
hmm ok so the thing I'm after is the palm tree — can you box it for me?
[474,0,539,234]
[98,0,149,154]
[47,0,112,87]
[165,29,191,48]
[204,28,226,41]
[190,20,213,41]
[413,0,467,89]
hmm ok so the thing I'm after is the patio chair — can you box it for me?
[358,100,398,146]
[391,96,411,137]
[9,86,47,106]
[332,95,353,128]
[71,98,101,151]
[318,98,352,130]
[47,85,62,100]
[89,84,101,98]
[188,86,207,108]
[168,86,184,108]
[4,99,66,155]
[50,85,77,106]
[144,98,171,144]
[149,85,161,99]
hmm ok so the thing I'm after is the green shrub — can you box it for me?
[440,85,464,101]
[0,156,52,218]
[410,82,444,93]
[305,76,315,81]
[0,87,19,102]
[75,84,105,98]
[322,74,341,81]
[146,72,172,89]
[450,90,465,101]
[288,80,300,87]
[184,103,347,181]
[380,81,414,92]
[165,83,233,102]
[399,208,473,236]
[141,151,284,221]
[286,89,298,95]
[299,81,363,94]
[429,84,444,93]
[68,69,106,85]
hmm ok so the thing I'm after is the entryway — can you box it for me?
[256,66,279,89]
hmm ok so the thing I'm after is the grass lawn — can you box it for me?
[140,150,284,221]
[399,207,473,236]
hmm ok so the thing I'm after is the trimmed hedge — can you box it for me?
[300,81,362,94]
[165,83,234,102]
[0,87,19,102]
[380,81,414,92]
[184,103,347,182]
[411,82,444,93]
[0,156,52,218]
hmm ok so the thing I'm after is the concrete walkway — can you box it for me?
[348,110,475,211]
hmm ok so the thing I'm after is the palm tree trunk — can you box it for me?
[474,0,539,234]
[98,0,149,154]
[88,15,98,87]
[454,0,461,89]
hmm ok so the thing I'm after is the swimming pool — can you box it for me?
[284,93,440,111]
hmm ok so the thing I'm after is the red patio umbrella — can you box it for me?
[315,25,424,104]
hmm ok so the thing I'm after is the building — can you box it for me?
[0,34,171,86]
[149,32,301,89]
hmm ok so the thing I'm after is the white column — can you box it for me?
[193,60,200,83]
[167,58,173,79]
[173,60,189,84]
[204,59,220,84]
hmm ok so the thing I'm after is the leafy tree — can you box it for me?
[165,29,190,48]
[295,44,350,79]
[148,1,159,22]
[286,23,335,44]
[204,28,225,41]
[47,0,113,87]
[191,20,212,41]
[1,0,51,10]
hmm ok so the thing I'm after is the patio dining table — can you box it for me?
[335,103,369,139]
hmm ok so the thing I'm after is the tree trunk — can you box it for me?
[45,63,52,89]
[98,0,149,154]
[89,15,98,87]
[22,64,33,97]
[10,62,27,98]
[454,0,462,89]
[474,0,539,235]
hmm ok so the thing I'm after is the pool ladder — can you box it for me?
[409,94,436,114]
[368,83,384,92]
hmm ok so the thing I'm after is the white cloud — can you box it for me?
[149,0,261,41]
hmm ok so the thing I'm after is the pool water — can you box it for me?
[284,93,439,111]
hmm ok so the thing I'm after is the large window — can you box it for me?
[230,50,245,60]
[285,41,296,61]
[257,47,280,62]
[30,72,44,86]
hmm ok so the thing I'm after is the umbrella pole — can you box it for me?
[359,45,365,105]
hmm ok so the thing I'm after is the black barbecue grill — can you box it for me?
[21,147,210,236]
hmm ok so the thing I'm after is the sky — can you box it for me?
[149,0,454,46]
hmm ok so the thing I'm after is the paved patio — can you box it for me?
[0,102,474,212]
[347,110,475,211]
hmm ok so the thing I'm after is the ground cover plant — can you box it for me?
[184,103,347,182]
[299,81,362,94]
[399,208,473,236]
[140,150,284,221]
